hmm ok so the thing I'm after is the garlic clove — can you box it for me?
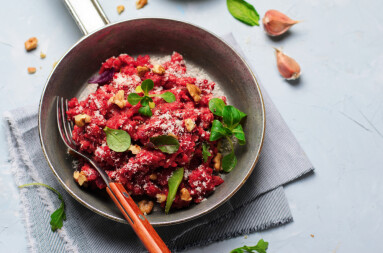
[275,48,301,80]
[263,10,299,36]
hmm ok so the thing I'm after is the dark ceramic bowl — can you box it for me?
[38,18,265,226]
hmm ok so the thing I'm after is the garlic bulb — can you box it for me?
[275,48,301,80]
[263,10,299,36]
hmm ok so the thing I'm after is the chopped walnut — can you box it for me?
[27,67,36,74]
[109,90,127,108]
[168,133,178,139]
[213,153,222,172]
[184,118,196,132]
[74,114,91,127]
[186,84,201,103]
[138,200,154,214]
[136,0,148,9]
[136,66,149,77]
[73,171,88,187]
[180,188,192,201]
[152,65,165,75]
[25,37,38,51]
[149,173,157,180]
[117,5,125,14]
[128,144,141,155]
[156,193,166,203]
[40,52,46,59]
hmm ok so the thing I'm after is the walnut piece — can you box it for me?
[73,171,88,187]
[109,90,127,108]
[128,144,141,155]
[136,66,149,77]
[25,37,38,51]
[213,153,222,172]
[184,118,196,132]
[117,5,125,14]
[180,188,192,201]
[138,200,154,214]
[136,0,148,9]
[149,173,157,180]
[186,84,201,103]
[27,67,36,74]
[40,52,46,59]
[156,193,166,203]
[74,114,91,127]
[152,65,165,75]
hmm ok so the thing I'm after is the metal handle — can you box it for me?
[63,0,110,35]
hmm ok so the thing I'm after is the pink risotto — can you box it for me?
[67,52,228,212]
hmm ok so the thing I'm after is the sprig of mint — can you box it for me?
[230,239,269,253]
[128,79,176,117]
[150,135,180,154]
[18,183,66,231]
[202,142,212,163]
[209,98,246,172]
[227,0,260,26]
[103,127,131,152]
[165,167,184,214]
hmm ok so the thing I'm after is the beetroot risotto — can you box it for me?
[66,52,247,214]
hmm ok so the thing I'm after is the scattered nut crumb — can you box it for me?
[138,200,154,214]
[136,0,148,9]
[117,5,125,14]
[40,52,46,59]
[149,174,157,180]
[213,153,222,171]
[53,61,58,68]
[180,188,192,201]
[186,84,201,103]
[310,234,315,238]
[73,171,88,187]
[156,193,166,203]
[136,66,149,77]
[152,65,165,75]
[109,90,127,108]
[27,67,36,74]
[244,235,248,239]
[74,114,91,127]
[128,144,141,155]
[24,37,38,51]
[184,118,196,132]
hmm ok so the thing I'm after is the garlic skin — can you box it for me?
[263,10,299,36]
[275,48,301,80]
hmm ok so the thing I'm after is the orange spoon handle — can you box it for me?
[106,182,171,253]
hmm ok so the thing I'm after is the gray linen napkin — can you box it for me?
[4,34,314,253]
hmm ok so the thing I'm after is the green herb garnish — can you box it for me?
[103,127,131,152]
[230,239,269,253]
[227,0,260,26]
[150,135,180,154]
[202,142,212,163]
[208,98,246,172]
[19,183,66,231]
[128,79,176,117]
[165,167,184,214]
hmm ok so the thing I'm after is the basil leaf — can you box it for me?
[222,152,237,172]
[18,183,66,231]
[128,93,143,105]
[150,135,180,154]
[140,96,153,106]
[230,239,269,253]
[165,167,184,214]
[233,124,246,145]
[103,127,131,152]
[202,142,212,163]
[138,105,152,117]
[141,79,154,96]
[209,120,231,141]
[227,0,260,26]
[239,110,247,121]
[158,92,176,103]
[222,105,241,129]
[209,98,226,116]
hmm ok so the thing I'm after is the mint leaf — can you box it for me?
[18,183,66,231]
[103,127,131,152]
[227,0,260,26]
[128,93,143,105]
[141,79,154,96]
[202,142,212,163]
[209,98,226,116]
[230,239,269,253]
[150,135,180,154]
[138,105,152,117]
[233,124,246,145]
[165,167,184,214]
[222,105,241,129]
[222,152,237,172]
[209,120,232,141]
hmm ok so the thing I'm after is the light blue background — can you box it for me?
[1,0,383,252]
